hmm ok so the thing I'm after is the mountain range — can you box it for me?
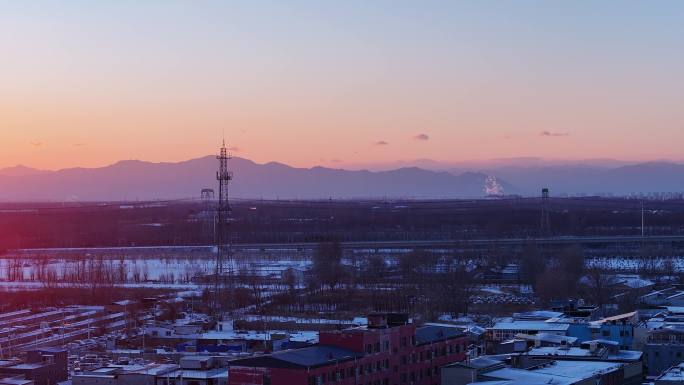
[2,156,684,201]
[0,157,507,201]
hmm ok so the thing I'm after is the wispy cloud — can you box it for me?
[228,146,240,152]
[73,143,86,147]
[29,141,43,147]
[540,131,569,137]
[413,133,429,141]
[374,140,389,146]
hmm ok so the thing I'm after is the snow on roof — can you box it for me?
[656,362,684,382]
[490,321,570,332]
[664,306,684,314]
[594,311,637,324]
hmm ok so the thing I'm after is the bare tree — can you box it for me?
[311,241,345,291]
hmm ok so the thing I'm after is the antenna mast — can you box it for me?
[214,139,233,315]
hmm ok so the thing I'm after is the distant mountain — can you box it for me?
[0,165,45,177]
[479,162,684,196]
[0,157,513,201]
[343,157,638,172]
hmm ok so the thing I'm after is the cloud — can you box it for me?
[374,140,389,146]
[540,131,569,137]
[413,133,430,141]
[29,141,43,147]
[330,158,342,163]
[73,143,86,147]
[228,146,240,152]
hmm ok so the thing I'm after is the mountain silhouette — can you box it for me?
[0,156,510,201]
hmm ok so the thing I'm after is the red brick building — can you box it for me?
[228,314,468,385]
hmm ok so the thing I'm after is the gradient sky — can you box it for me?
[2,1,683,170]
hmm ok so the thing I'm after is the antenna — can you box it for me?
[213,139,234,316]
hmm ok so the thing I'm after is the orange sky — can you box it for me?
[2,2,683,170]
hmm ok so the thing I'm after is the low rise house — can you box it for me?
[441,355,640,385]
[0,348,67,385]
[643,328,684,376]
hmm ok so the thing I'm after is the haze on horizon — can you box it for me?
[2,1,683,171]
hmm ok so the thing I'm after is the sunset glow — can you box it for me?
[2,1,683,170]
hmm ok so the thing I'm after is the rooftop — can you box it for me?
[471,360,623,385]
[230,345,363,369]
[490,320,570,332]
[447,356,504,370]
[273,345,362,367]
[527,346,642,362]
[657,363,684,382]
[415,325,466,345]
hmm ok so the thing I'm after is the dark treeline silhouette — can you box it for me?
[3,197,684,249]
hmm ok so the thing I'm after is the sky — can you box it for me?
[1,1,683,170]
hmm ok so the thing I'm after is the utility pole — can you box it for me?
[214,139,233,316]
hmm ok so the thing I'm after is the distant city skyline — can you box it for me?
[2,1,683,170]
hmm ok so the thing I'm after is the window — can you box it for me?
[375,342,381,353]
[602,330,610,337]
[384,341,390,351]
[366,344,373,354]
[401,337,407,347]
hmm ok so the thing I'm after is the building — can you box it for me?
[487,320,570,351]
[643,328,684,376]
[228,313,469,385]
[73,363,178,385]
[72,358,228,385]
[0,348,67,385]
[440,357,505,385]
[457,359,629,385]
